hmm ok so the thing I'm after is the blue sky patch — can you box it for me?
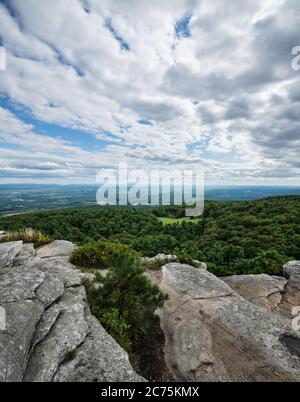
[175,15,192,38]
[106,19,130,51]
[137,119,153,126]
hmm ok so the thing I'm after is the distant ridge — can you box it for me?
[0,184,300,215]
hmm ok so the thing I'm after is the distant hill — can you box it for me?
[0,184,300,216]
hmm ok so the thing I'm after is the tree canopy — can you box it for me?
[1,195,299,276]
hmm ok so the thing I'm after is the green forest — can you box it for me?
[1,195,299,277]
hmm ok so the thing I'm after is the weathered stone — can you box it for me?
[277,279,300,319]
[24,287,89,382]
[35,277,64,308]
[0,300,44,382]
[155,263,300,382]
[192,260,207,270]
[0,241,23,269]
[13,243,36,267]
[223,274,287,312]
[283,261,300,279]
[54,315,144,382]
[29,304,62,353]
[222,267,300,320]
[0,241,143,382]
[29,257,82,287]
[143,254,206,270]
[77,271,96,282]
[0,266,46,303]
[36,240,76,259]
[142,254,178,269]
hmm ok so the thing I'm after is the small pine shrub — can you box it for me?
[1,228,52,247]
[174,248,198,267]
[84,249,168,367]
[96,308,136,364]
[70,241,138,269]
[143,257,172,271]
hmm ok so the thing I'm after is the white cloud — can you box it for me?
[0,0,299,184]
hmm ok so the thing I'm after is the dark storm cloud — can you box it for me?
[224,99,251,120]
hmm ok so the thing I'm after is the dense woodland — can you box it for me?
[1,195,299,276]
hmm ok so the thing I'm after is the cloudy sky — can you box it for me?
[0,0,299,185]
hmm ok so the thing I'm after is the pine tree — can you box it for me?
[88,250,168,342]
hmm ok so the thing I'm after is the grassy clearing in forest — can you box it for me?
[158,217,201,225]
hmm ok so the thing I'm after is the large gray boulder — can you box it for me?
[279,262,300,319]
[283,261,300,279]
[223,274,287,312]
[223,264,300,320]
[36,240,76,259]
[151,263,300,382]
[0,241,144,382]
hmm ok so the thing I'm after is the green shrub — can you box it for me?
[0,228,52,247]
[70,241,137,269]
[142,256,175,271]
[248,249,287,275]
[85,249,168,366]
[206,262,234,277]
[174,248,197,267]
[97,309,134,359]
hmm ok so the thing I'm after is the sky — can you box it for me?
[0,0,299,185]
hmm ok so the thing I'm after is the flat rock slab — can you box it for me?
[0,300,44,382]
[36,240,76,259]
[24,287,89,382]
[28,257,82,287]
[0,241,144,382]
[283,261,300,279]
[278,279,300,319]
[54,315,144,382]
[13,243,36,267]
[0,241,23,269]
[223,274,287,312]
[156,263,300,382]
[0,266,46,303]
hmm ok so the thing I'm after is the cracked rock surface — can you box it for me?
[223,269,300,320]
[150,263,300,382]
[0,240,144,382]
[222,274,287,313]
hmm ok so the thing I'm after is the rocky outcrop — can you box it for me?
[280,261,300,319]
[223,263,300,320]
[142,253,207,270]
[283,261,300,279]
[2,241,300,383]
[222,274,287,312]
[150,263,300,382]
[36,240,76,259]
[142,254,178,268]
[0,241,23,269]
[0,241,144,382]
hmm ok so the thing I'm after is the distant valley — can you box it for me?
[1,184,300,216]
